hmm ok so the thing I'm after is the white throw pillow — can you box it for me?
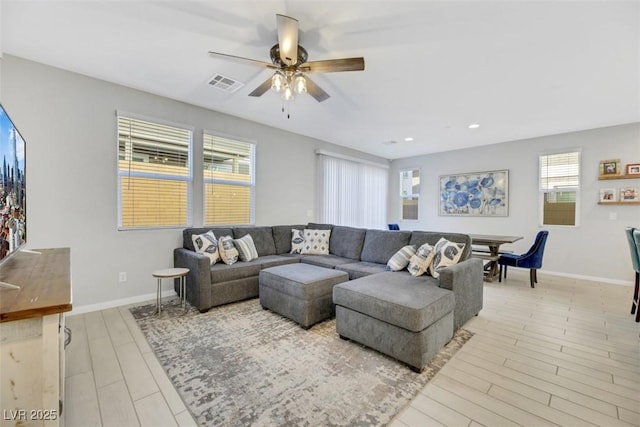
[428,238,465,278]
[407,243,435,277]
[300,229,331,255]
[234,234,259,262]
[387,245,416,271]
[191,230,220,265]
[218,235,239,265]
[290,229,306,254]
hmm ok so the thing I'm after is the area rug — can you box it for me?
[130,298,472,426]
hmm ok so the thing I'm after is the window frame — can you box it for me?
[202,130,256,226]
[399,168,420,221]
[538,149,581,228]
[116,111,194,230]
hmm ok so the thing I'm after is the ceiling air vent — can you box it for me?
[208,74,244,93]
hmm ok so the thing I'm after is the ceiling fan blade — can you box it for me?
[301,57,365,73]
[248,77,273,97]
[304,76,330,102]
[276,14,299,66]
[209,51,276,69]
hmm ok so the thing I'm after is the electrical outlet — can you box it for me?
[119,272,127,282]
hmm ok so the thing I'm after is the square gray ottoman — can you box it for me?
[259,263,349,329]
[333,273,454,372]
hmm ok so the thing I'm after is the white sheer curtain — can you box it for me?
[317,152,388,229]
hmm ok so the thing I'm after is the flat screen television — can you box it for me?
[0,103,27,265]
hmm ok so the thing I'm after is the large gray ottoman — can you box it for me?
[259,263,349,329]
[333,273,454,372]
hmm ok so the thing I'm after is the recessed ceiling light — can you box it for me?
[468,123,480,129]
[404,137,414,142]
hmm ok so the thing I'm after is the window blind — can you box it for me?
[117,115,192,229]
[539,151,580,190]
[203,133,255,225]
[318,154,388,229]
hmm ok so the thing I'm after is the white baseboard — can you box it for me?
[68,290,178,316]
[533,269,632,287]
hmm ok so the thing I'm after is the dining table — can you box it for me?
[469,234,523,282]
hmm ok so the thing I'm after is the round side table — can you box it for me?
[152,267,189,314]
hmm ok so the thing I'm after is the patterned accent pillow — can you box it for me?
[290,229,306,254]
[407,243,436,277]
[301,229,331,255]
[387,245,416,271]
[191,230,219,265]
[218,235,239,265]
[428,238,466,279]
[233,234,259,262]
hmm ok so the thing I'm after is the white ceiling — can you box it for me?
[2,1,639,160]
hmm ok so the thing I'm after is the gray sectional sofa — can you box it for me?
[173,223,483,332]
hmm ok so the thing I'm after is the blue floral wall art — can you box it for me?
[439,170,509,216]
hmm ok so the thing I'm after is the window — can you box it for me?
[117,115,193,229]
[317,152,388,229]
[400,169,420,220]
[539,151,580,226]
[203,133,255,225]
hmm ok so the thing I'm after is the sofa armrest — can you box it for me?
[174,248,212,312]
[438,258,483,330]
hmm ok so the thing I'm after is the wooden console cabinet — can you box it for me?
[0,248,72,427]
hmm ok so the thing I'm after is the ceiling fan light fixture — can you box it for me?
[292,72,307,94]
[271,71,285,93]
[282,84,294,101]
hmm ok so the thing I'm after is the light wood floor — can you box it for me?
[64,271,639,426]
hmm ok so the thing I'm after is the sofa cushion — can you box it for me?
[428,238,466,278]
[307,222,333,230]
[336,262,388,280]
[333,271,454,332]
[191,230,220,265]
[387,245,416,271]
[360,230,412,264]
[301,229,331,255]
[210,260,261,284]
[300,254,356,269]
[233,226,276,256]
[272,224,307,254]
[255,255,300,269]
[410,231,472,261]
[329,225,367,260]
[218,235,239,265]
[183,227,233,252]
[233,234,259,262]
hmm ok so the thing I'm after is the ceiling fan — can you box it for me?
[209,14,365,103]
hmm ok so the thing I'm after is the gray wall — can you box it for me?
[0,55,386,308]
[389,123,640,283]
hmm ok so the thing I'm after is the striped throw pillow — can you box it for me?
[233,234,259,262]
[387,245,416,271]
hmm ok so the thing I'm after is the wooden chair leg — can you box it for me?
[499,265,502,282]
[529,269,535,288]
[534,269,538,283]
[632,272,639,315]
[503,265,507,279]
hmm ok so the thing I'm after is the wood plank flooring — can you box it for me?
[64,270,639,426]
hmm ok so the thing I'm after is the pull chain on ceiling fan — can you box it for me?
[209,14,365,106]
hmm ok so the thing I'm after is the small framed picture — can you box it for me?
[620,187,639,202]
[599,188,617,202]
[626,163,640,176]
[600,159,621,176]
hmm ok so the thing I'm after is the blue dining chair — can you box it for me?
[498,231,549,288]
[388,223,400,230]
[628,227,640,322]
